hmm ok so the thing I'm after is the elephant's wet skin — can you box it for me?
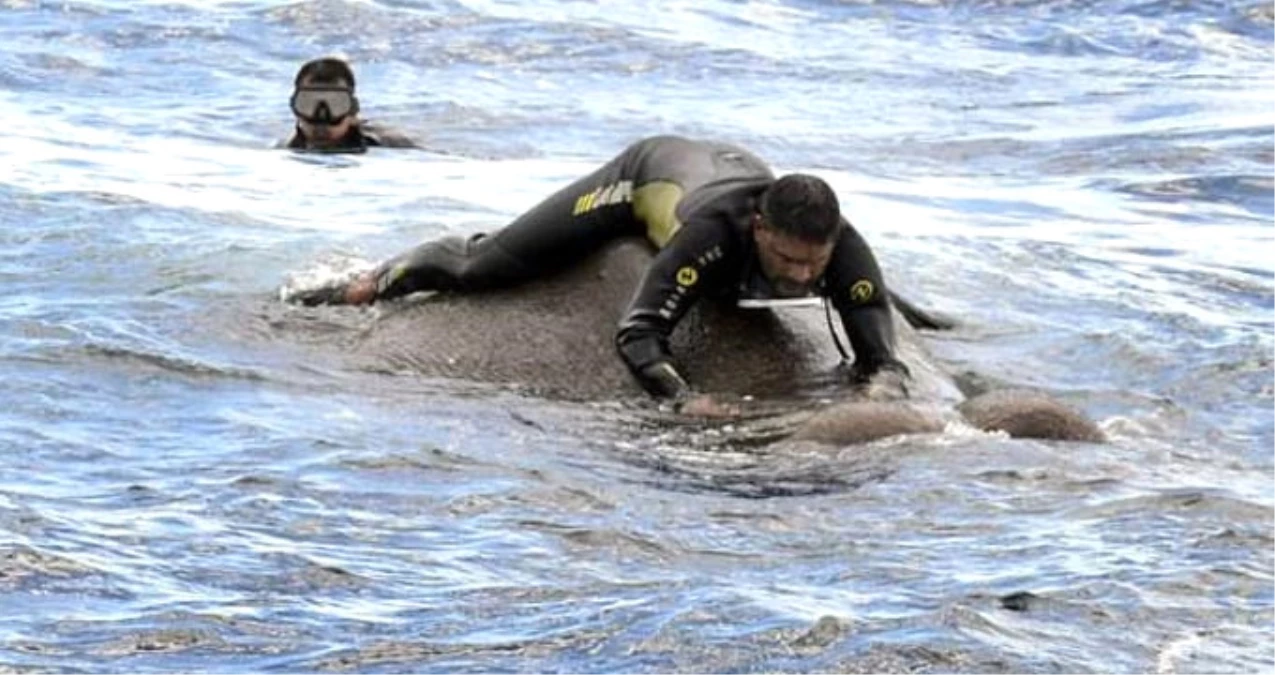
[958,389,1105,443]
[790,402,947,445]
[359,238,843,401]
[350,238,1102,444]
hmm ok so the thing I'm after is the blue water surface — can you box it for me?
[1,0,1271,672]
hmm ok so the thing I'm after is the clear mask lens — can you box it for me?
[291,88,355,123]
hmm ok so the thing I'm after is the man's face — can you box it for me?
[292,77,358,148]
[752,216,836,298]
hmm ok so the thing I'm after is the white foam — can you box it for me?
[277,253,376,304]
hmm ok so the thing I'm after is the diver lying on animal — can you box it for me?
[289,135,922,418]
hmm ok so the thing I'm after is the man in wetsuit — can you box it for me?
[292,135,909,416]
[281,57,420,152]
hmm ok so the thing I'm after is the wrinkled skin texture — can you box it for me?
[356,238,1102,445]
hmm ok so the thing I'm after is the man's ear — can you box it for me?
[751,212,766,237]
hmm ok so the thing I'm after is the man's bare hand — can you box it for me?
[342,274,378,305]
[677,393,742,419]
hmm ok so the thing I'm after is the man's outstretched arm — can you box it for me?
[615,219,732,405]
[825,222,910,384]
[839,302,909,381]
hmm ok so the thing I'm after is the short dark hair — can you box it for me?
[295,57,356,89]
[759,174,841,241]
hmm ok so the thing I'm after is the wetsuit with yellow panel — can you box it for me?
[368,135,902,399]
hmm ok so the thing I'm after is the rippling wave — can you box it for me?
[0,0,1270,672]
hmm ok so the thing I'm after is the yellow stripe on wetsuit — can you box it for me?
[572,179,685,249]
[572,180,634,216]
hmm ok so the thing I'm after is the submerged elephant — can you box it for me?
[345,238,1103,445]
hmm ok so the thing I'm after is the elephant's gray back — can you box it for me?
[271,238,1097,444]
[358,238,933,401]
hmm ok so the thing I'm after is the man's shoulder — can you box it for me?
[833,216,868,244]
[277,130,304,149]
[360,122,421,149]
[657,213,744,279]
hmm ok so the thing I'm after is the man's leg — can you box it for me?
[303,145,650,306]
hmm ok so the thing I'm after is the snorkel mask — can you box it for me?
[290,86,360,124]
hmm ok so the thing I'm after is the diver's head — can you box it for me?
[291,57,361,149]
[751,174,841,298]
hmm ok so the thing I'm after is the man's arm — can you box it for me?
[361,122,421,149]
[825,222,909,382]
[840,303,907,381]
[615,219,732,399]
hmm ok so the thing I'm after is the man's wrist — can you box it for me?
[880,359,911,378]
[849,358,910,383]
[669,387,695,413]
[639,361,690,400]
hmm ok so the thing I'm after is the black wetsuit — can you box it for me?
[282,121,419,151]
[370,135,903,399]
